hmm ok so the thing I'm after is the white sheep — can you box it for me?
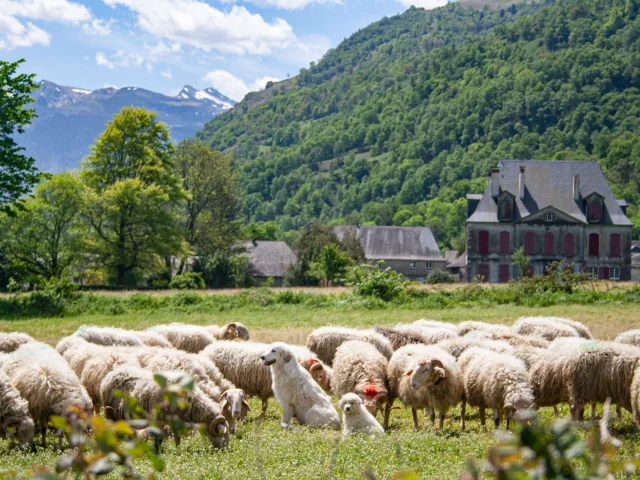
[464,329,550,349]
[615,330,640,348]
[339,393,383,436]
[456,321,512,337]
[458,347,534,429]
[147,323,216,353]
[0,368,34,448]
[260,343,340,429]
[0,332,34,353]
[394,323,458,344]
[100,367,230,448]
[74,325,144,347]
[204,322,250,341]
[374,327,426,350]
[331,341,389,424]
[412,319,458,331]
[513,317,582,341]
[306,326,393,366]
[436,337,515,359]
[2,341,93,446]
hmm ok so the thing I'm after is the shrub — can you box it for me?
[170,272,205,290]
[350,263,407,302]
[426,269,456,284]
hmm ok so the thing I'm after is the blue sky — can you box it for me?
[0,0,447,101]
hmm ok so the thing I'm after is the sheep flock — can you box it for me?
[1,316,640,450]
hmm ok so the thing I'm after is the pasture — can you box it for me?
[0,301,639,478]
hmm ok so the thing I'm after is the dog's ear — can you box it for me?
[282,351,293,363]
[338,397,346,409]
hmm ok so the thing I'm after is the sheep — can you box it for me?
[404,346,465,431]
[306,326,393,366]
[55,335,88,356]
[629,366,640,430]
[339,393,384,436]
[260,343,340,430]
[289,345,333,393]
[2,342,93,446]
[135,331,174,348]
[412,319,457,332]
[394,324,458,344]
[375,327,426,350]
[436,337,514,359]
[147,324,216,353]
[457,321,512,337]
[0,369,34,448]
[204,322,250,341]
[458,348,534,429]
[0,332,34,353]
[465,329,550,349]
[562,341,640,421]
[513,317,582,341]
[387,344,452,429]
[74,325,144,347]
[549,317,593,340]
[330,341,389,425]
[615,330,640,348]
[99,367,230,449]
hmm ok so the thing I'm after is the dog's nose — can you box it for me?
[345,406,351,411]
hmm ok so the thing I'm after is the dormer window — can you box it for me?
[586,196,603,222]
[544,212,555,222]
[498,195,514,221]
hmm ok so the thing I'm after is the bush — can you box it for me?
[425,269,456,284]
[169,272,205,290]
[350,263,407,302]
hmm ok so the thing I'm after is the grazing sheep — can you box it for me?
[260,343,340,429]
[146,324,217,353]
[394,324,458,344]
[457,321,512,337]
[339,393,383,436]
[615,330,640,348]
[306,327,393,366]
[465,329,550,349]
[219,388,251,434]
[458,348,534,429]
[629,367,640,430]
[375,327,425,350]
[550,317,593,340]
[100,367,230,449]
[412,319,457,332]
[405,346,465,431]
[204,323,250,341]
[513,317,581,341]
[55,335,88,356]
[2,342,93,446]
[436,337,514,359]
[0,369,34,448]
[331,341,389,423]
[289,345,333,393]
[562,341,640,420]
[387,344,448,429]
[135,331,174,348]
[0,332,34,353]
[74,325,144,347]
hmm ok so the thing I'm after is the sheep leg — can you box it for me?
[493,409,500,429]
[260,398,268,418]
[383,403,391,431]
[591,403,597,420]
[553,406,559,417]
[430,411,436,427]
[506,415,511,430]
[40,420,47,448]
[460,401,466,432]
[438,412,445,431]
[411,408,419,430]
[479,406,486,429]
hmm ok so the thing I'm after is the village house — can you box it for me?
[465,160,632,283]
[334,225,446,281]
[242,240,297,287]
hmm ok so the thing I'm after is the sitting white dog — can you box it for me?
[261,342,340,430]
[339,393,384,436]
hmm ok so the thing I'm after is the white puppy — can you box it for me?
[339,393,384,436]
[261,342,340,430]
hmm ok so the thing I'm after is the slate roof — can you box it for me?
[447,253,467,269]
[632,241,640,253]
[242,241,297,278]
[467,160,632,226]
[444,250,459,264]
[334,226,444,261]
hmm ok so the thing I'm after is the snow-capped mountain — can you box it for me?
[20,80,236,172]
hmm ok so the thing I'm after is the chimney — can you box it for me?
[573,175,580,202]
[490,168,500,197]
[519,166,525,200]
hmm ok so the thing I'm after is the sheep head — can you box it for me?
[357,383,388,416]
[221,388,250,421]
[3,417,34,449]
[406,358,446,391]
[224,323,239,341]
[204,415,230,449]
[308,361,332,392]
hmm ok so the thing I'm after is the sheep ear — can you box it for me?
[221,398,228,409]
[434,366,446,379]
[405,369,414,376]
[242,399,251,411]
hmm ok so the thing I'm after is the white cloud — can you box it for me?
[95,51,114,69]
[161,69,173,79]
[395,0,449,9]
[96,50,145,69]
[0,0,92,24]
[103,0,298,55]
[82,18,114,36]
[203,70,280,101]
[221,0,342,9]
[145,40,181,60]
[0,13,50,49]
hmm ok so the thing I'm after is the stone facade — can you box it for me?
[378,259,448,281]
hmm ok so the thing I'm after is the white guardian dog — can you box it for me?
[261,342,340,430]
[339,393,384,436]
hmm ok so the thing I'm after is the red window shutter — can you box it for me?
[479,231,489,254]
[589,233,600,256]
[500,231,510,255]
[498,264,510,283]
[544,232,555,255]
[589,201,601,221]
[563,233,574,257]
[524,232,535,255]
[610,234,621,257]
[478,264,489,282]
[527,264,534,278]
[599,266,609,280]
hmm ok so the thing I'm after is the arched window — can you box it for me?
[563,233,575,257]
[478,230,489,254]
[544,232,555,255]
[477,264,489,282]
[588,233,600,256]
[610,234,621,257]
[524,232,535,255]
[499,231,510,255]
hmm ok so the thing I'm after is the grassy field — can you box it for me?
[0,301,639,478]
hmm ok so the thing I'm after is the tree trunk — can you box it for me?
[117,216,127,288]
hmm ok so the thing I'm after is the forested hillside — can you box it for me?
[197,0,640,251]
